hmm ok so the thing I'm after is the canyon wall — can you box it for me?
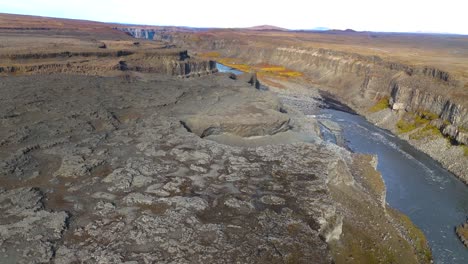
[0,48,217,77]
[118,27,157,40]
[117,27,174,42]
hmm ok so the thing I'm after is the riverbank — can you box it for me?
[266,77,468,263]
[315,76,467,186]
[314,86,468,185]
[365,106,468,185]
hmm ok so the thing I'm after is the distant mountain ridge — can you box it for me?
[245,25,289,31]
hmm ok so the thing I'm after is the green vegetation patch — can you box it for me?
[409,124,443,140]
[397,119,418,134]
[369,97,390,112]
[459,126,468,133]
[462,144,468,157]
[397,111,438,135]
[413,115,431,126]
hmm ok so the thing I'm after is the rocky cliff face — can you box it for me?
[0,49,217,77]
[118,27,157,40]
[258,47,465,127]
[117,27,174,42]
[169,59,217,77]
[390,81,468,145]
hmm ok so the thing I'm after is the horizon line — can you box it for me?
[1,12,467,36]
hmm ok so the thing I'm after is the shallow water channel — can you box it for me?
[216,63,243,75]
[217,63,468,263]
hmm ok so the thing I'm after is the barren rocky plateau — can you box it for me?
[0,13,451,264]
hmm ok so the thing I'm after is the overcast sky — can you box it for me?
[1,0,467,34]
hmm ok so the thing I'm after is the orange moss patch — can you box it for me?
[216,58,303,80]
[217,58,253,72]
[259,68,303,78]
[256,63,303,78]
[199,51,220,58]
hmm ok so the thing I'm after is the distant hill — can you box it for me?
[245,25,289,31]
[312,27,330,31]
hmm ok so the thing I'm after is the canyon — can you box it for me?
[141,29,468,184]
[0,15,216,78]
[1,12,467,263]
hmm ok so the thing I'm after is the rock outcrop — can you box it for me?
[180,87,290,137]
[389,80,468,131]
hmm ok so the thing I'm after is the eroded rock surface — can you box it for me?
[0,188,69,264]
[0,70,431,263]
[0,73,335,263]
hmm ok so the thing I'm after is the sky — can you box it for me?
[0,0,467,34]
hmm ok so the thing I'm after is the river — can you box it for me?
[217,63,468,263]
[317,108,468,264]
